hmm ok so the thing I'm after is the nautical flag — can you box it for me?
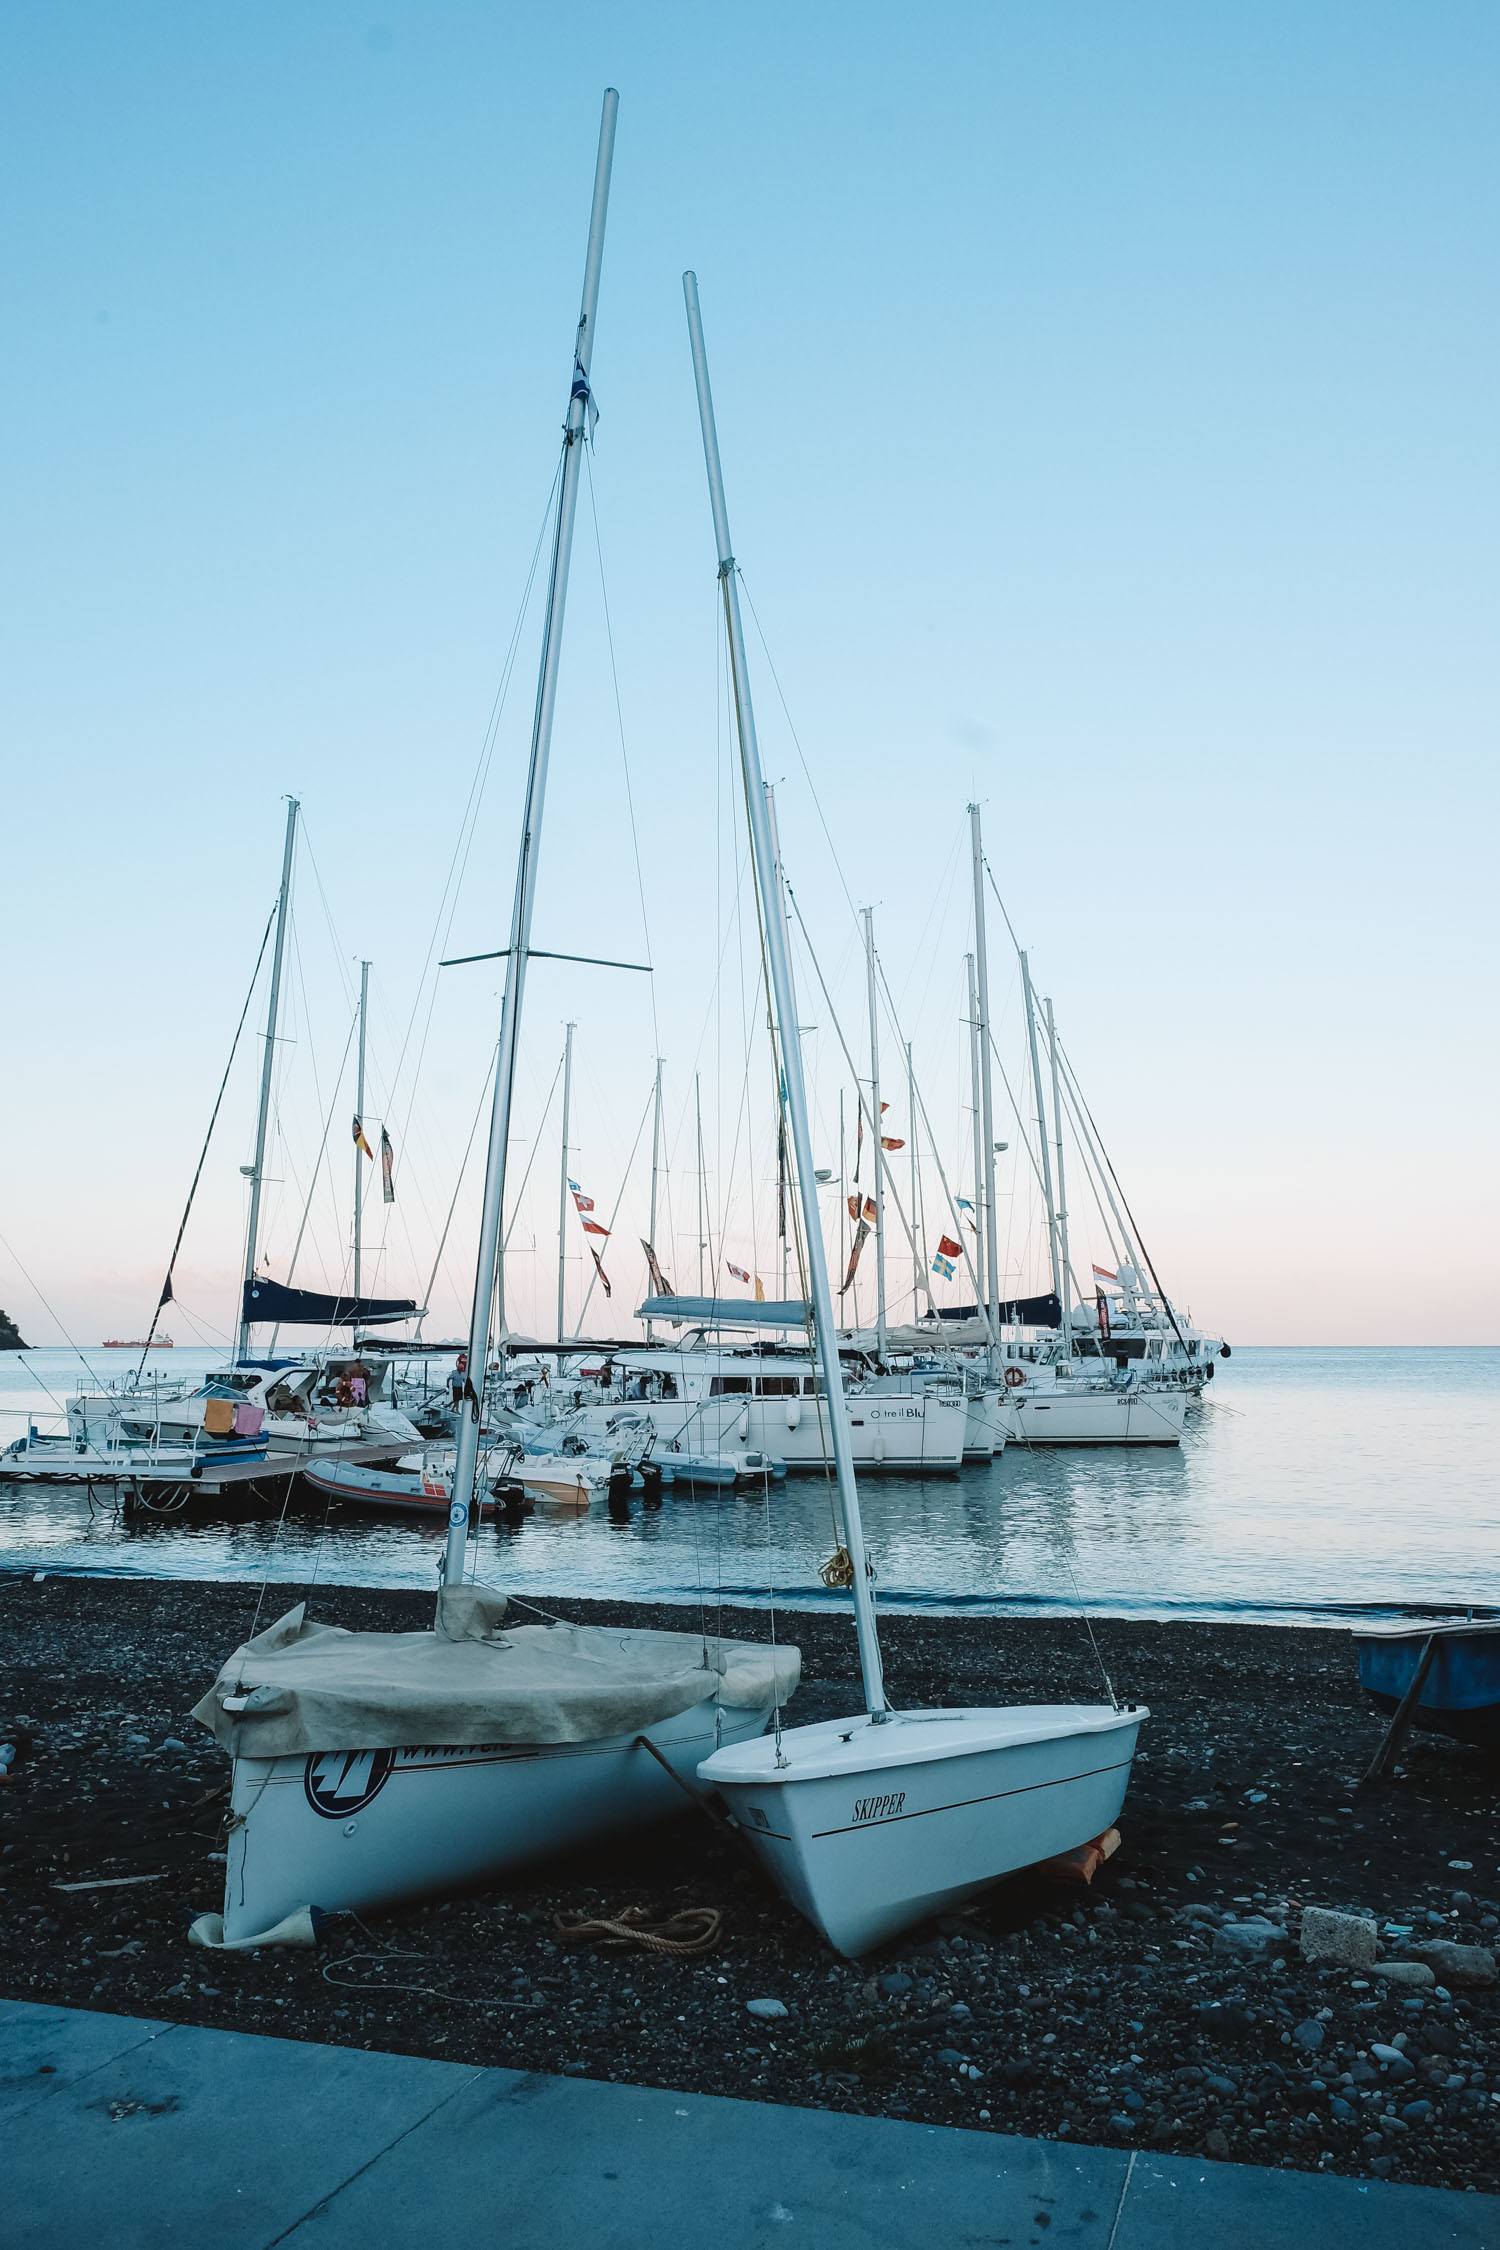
[589,1245,612,1298]
[569,1180,595,1213]
[862,1195,878,1225]
[957,1196,974,1211]
[1092,1263,1119,1288]
[937,1234,963,1261]
[932,1253,956,1281]
[839,1218,871,1295]
[726,1261,751,1284]
[571,356,600,439]
[380,1127,396,1205]
[1096,1291,1112,1341]
[754,1276,766,1302]
[352,1115,374,1160]
[157,1273,174,1309]
[641,1239,673,1295]
[881,1136,905,1152]
[847,1194,862,1224]
[581,1218,610,1238]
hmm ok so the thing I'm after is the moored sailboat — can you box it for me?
[681,272,1146,1956]
[191,93,797,1946]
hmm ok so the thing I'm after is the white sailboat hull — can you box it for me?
[1000,1384,1186,1445]
[571,1391,967,1473]
[220,1694,776,1944]
[962,1387,1005,1460]
[699,1703,1146,1957]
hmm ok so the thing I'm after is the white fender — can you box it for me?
[785,1399,800,1431]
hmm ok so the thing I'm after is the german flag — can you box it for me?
[352,1115,374,1160]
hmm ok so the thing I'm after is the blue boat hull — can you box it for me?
[1357,1630,1500,1749]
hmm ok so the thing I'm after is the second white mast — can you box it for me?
[969,804,1002,1371]
[684,269,887,1719]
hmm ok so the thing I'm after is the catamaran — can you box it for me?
[681,272,1146,1956]
[191,93,797,1947]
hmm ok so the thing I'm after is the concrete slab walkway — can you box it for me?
[2,1998,1495,2248]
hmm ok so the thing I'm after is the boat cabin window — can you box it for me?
[708,1376,753,1397]
[755,1376,800,1398]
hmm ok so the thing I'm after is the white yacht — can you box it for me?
[67,1352,421,1461]
[539,1305,976,1476]
[544,1328,970,1474]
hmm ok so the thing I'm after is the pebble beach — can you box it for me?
[4,1573,1498,2193]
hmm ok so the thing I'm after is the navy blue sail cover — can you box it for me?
[241,1278,418,1328]
[936,1293,1062,1328]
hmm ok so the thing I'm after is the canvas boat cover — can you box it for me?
[192,1587,800,1757]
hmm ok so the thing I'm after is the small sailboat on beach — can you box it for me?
[191,93,797,1947]
[681,273,1146,1956]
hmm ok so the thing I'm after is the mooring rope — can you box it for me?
[554,1904,723,1957]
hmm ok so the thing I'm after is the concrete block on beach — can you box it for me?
[1300,1907,1380,1967]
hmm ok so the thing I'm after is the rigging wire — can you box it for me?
[584,446,659,1060]
[572,1075,656,1333]
[130,898,278,1379]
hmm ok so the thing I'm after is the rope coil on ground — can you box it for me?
[554,1904,723,1956]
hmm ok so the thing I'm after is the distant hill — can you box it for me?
[0,1309,29,1350]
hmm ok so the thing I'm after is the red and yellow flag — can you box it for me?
[351,1115,374,1160]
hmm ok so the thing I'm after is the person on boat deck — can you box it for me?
[348,1361,370,1408]
[267,1384,298,1416]
[448,1351,469,1406]
[333,1371,355,1409]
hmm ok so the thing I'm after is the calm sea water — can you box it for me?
[1,1346,1495,1625]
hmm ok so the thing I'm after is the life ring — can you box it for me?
[1003,1366,1026,1390]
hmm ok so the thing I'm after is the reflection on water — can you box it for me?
[1,1347,1496,1624]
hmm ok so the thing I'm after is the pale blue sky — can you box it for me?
[2,2,1496,1346]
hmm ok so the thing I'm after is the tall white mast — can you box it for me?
[838,1089,847,1291]
[906,1040,926,1315]
[1020,946,1062,1310]
[968,805,1002,1372]
[862,906,888,1357]
[1045,995,1074,1359]
[236,795,299,1361]
[694,1072,707,1296]
[353,957,370,1310]
[965,951,985,1310]
[555,1020,575,1340]
[646,1054,663,1337]
[684,269,887,1718]
[444,91,618,1591]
